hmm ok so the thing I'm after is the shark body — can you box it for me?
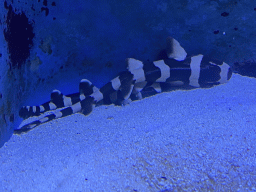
[15,37,232,134]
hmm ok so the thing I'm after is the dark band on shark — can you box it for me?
[15,36,232,134]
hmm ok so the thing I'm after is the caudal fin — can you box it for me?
[15,96,96,135]
[19,79,97,120]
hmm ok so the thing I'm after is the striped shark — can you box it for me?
[15,37,232,134]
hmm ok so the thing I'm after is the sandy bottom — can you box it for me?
[0,74,256,191]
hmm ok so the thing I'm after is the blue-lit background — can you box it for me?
[0,0,256,157]
[0,1,256,191]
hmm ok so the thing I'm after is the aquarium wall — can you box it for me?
[0,0,256,146]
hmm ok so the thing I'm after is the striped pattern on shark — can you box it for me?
[15,37,232,134]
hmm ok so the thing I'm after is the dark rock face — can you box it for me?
[4,2,35,69]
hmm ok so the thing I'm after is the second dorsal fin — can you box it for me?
[79,79,95,95]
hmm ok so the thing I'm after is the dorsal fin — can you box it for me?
[166,36,187,61]
[51,89,65,105]
[79,79,95,95]
[51,89,63,100]
[51,89,70,108]
[79,79,103,102]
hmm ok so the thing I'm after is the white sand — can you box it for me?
[0,74,256,191]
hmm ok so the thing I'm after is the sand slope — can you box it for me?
[0,74,255,191]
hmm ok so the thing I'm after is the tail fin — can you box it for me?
[19,79,96,119]
[14,96,95,135]
[18,90,64,119]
